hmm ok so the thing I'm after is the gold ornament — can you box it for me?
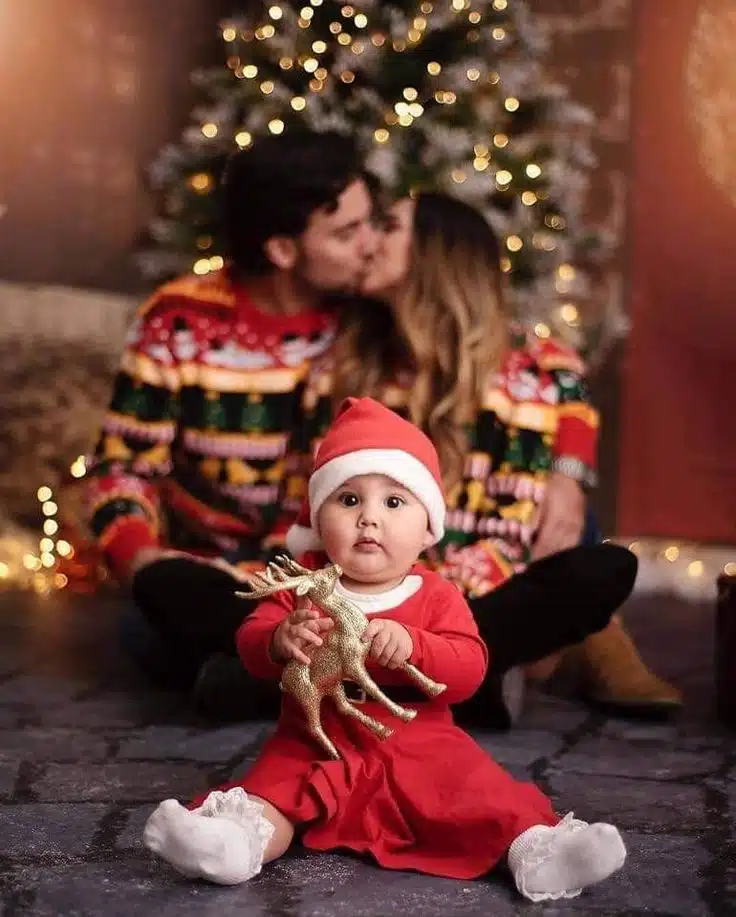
[235,556,446,760]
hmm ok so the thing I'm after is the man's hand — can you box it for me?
[361,618,413,669]
[271,600,335,666]
[531,472,585,561]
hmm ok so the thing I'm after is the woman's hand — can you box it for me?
[531,472,585,560]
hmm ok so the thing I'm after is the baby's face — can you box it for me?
[317,474,433,593]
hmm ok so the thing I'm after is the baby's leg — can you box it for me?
[507,812,626,902]
[143,787,293,885]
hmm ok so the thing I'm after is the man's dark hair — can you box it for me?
[222,130,363,276]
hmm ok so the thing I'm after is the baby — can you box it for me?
[143,397,626,901]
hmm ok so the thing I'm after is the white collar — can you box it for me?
[334,575,423,614]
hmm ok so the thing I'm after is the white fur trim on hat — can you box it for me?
[308,448,445,544]
[285,524,322,557]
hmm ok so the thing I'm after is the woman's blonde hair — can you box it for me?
[332,192,509,491]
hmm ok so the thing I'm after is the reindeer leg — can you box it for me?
[400,662,447,698]
[344,663,417,723]
[282,669,341,761]
[328,684,393,740]
[300,691,341,761]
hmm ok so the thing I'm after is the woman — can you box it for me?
[311,191,680,718]
[132,195,676,726]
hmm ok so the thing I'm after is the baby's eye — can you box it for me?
[338,492,359,507]
[386,495,406,509]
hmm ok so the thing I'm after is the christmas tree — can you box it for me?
[139,0,627,364]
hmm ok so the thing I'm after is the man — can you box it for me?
[86,131,377,705]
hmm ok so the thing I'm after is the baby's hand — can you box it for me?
[361,619,413,669]
[271,599,334,665]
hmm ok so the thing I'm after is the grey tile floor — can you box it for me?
[0,587,733,916]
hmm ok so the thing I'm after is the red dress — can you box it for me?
[194,568,558,880]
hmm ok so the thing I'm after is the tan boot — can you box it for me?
[566,615,683,718]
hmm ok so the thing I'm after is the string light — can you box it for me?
[559,303,579,325]
[545,214,565,230]
[188,173,213,193]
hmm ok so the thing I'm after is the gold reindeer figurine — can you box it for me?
[234,555,446,760]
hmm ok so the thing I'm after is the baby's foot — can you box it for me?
[143,798,259,885]
[509,813,626,902]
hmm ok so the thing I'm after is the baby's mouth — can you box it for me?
[354,537,382,550]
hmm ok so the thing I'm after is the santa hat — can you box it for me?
[286,397,445,557]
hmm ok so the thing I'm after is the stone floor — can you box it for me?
[0,586,733,917]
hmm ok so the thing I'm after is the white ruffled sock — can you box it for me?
[507,812,627,902]
[143,788,275,885]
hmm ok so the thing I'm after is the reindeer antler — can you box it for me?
[275,554,311,576]
[235,557,311,600]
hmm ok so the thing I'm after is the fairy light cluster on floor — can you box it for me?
[0,455,106,596]
[613,538,735,603]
